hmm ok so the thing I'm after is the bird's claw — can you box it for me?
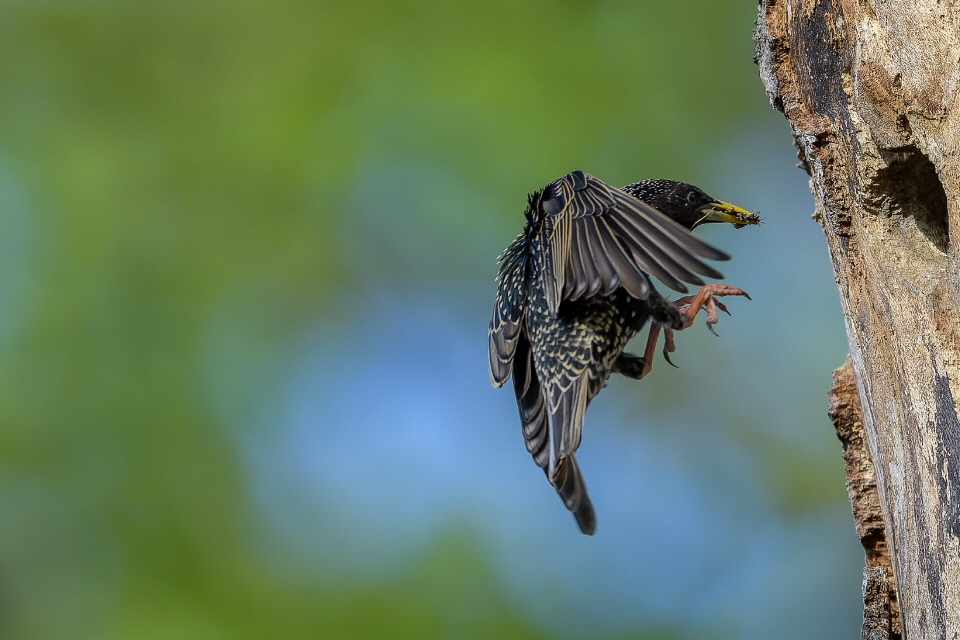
[631,283,749,379]
[661,327,679,368]
[674,283,750,331]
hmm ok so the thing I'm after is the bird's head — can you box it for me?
[621,179,760,231]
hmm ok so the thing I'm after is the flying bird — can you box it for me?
[488,171,758,535]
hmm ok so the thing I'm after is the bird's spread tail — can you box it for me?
[552,455,595,535]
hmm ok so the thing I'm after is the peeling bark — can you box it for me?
[830,358,900,639]
[756,1,960,636]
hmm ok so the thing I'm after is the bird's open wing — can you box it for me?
[488,232,528,387]
[538,171,729,315]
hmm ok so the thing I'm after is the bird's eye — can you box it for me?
[686,191,699,205]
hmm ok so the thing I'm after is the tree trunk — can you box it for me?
[754,1,960,638]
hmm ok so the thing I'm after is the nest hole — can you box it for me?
[872,147,949,253]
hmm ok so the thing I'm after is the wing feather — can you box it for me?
[514,334,595,535]
[607,187,729,263]
[575,228,601,298]
[593,220,652,300]
[513,334,549,469]
[581,219,619,296]
[605,216,695,291]
[609,192,726,279]
[564,229,590,300]
[488,233,528,386]
[536,171,729,309]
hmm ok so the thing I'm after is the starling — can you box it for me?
[488,171,758,535]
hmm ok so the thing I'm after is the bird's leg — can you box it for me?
[611,350,648,380]
[612,323,663,380]
[612,292,678,381]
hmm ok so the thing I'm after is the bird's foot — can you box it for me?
[629,283,749,379]
[673,283,750,335]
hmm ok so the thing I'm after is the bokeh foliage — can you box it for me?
[0,2,856,639]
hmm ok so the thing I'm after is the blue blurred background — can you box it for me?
[0,1,862,638]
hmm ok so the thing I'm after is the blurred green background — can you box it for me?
[0,1,861,639]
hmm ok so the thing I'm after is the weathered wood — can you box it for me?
[755,1,960,636]
[829,358,900,639]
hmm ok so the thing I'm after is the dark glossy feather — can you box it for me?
[513,334,548,468]
[554,455,595,535]
[540,171,728,314]
[489,171,738,535]
[488,233,528,387]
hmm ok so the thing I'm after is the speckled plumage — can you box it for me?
[489,171,742,535]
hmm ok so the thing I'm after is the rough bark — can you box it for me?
[829,357,900,639]
[755,1,960,637]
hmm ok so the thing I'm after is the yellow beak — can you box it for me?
[692,201,761,230]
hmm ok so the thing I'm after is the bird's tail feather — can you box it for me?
[552,455,595,535]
